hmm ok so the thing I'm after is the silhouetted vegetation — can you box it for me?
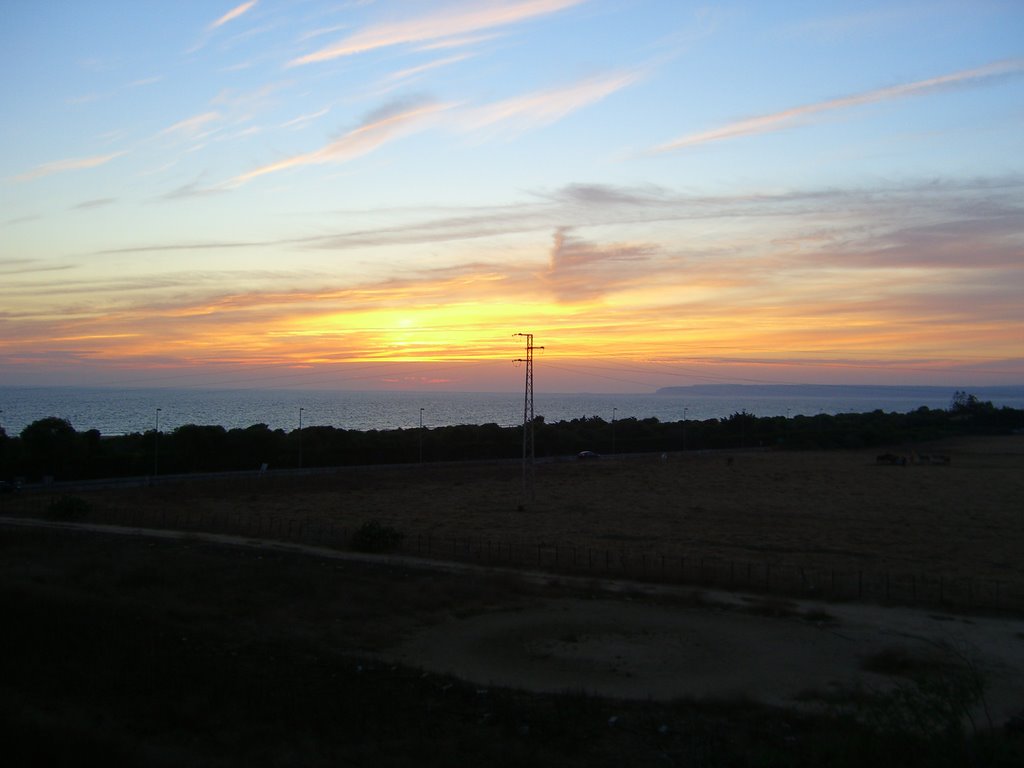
[45,495,92,520]
[350,520,405,553]
[3,393,1022,483]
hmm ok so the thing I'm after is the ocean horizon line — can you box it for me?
[5,383,1024,396]
[3,384,1024,437]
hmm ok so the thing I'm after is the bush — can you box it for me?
[46,495,92,520]
[350,520,404,553]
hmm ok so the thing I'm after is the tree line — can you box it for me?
[1,391,1021,483]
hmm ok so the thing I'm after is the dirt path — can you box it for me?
[385,596,1024,724]
[4,516,1022,723]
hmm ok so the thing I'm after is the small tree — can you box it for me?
[351,520,404,553]
[20,417,77,480]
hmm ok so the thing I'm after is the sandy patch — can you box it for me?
[387,596,1024,720]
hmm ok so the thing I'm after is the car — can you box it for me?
[576,450,601,460]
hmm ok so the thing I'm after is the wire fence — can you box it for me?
[1,490,1016,614]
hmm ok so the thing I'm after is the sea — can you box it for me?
[2,385,1023,437]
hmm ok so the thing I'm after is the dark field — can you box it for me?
[9,434,1023,609]
[3,525,1023,767]
[2,436,1023,765]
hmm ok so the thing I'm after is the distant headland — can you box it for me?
[655,384,1024,400]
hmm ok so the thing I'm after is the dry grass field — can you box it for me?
[9,433,1023,609]
[3,436,1024,766]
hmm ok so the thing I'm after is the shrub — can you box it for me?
[350,520,404,553]
[46,495,92,520]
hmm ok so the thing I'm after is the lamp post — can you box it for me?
[419,408,424,461]
[419,407,425,463]
[154,408,161,476]
[683,407,688,452]
[298,407,304,469]
[611,407,617,455]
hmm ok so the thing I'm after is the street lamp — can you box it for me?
[419,407,425,463]
[154,408,161,476]
[298,407,304,469]
[683,407,688,452]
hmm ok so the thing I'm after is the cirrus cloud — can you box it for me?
[288,0,586,66]
[11,151,128,183]
[227,98,454,186]
[652,58,1024,153]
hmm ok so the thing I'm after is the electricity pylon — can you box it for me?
[514,332,543,506]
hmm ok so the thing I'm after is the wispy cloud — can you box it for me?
[11,151,127,183]
[104,176,1024,259]
[381,53,474,87]
[157,111,222,140]
[289,0,585,66]
[780,6,918,43]
[457,70,641,138]
[0,258,75,276]
[546,228,656,302]
[67,93,102,105]
[280,108,330,129]
[416,33,501,52]
[227,98,452,186]
[652,58,1024,153]
[128,76,163,88]
[208,1,258,32]
[71,198,117,211]
[160,178,229,201]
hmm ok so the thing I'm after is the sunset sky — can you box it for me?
[2,0,1022,393]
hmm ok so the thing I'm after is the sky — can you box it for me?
[1,0,1022,394]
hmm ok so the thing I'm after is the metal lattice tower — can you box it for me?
[514,332,543,505]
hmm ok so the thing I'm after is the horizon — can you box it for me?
[5,382,1024,438]
[3,2,1023,391]
[4,381,1023,397]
